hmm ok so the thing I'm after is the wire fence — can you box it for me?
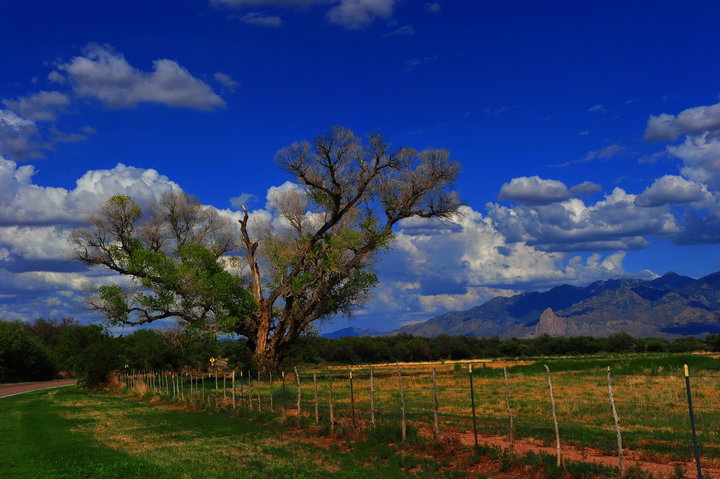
[117,361,720,476]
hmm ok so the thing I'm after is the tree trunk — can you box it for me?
[253,337,279,374]
[251,305,277,373]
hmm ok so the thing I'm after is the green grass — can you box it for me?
[291,353,720,464]
[0,387,468,479]
[113,352,720,473]
[1,385,660,478]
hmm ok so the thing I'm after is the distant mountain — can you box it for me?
[322,327,385,339]
[394,272,720,338]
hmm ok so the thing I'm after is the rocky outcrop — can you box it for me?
[534,308,578,337]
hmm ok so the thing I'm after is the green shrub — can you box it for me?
[0,319,56,382]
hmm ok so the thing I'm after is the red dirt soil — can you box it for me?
[456,430,719,478]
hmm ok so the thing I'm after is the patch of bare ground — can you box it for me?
[453,429,720,478]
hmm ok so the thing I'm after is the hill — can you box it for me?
[395,272,720,338]
[321,327,385,339]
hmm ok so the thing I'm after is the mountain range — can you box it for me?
[325,272,720,339]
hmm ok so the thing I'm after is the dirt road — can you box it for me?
[0,379,77,398]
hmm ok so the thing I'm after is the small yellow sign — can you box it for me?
[210,357,216,365]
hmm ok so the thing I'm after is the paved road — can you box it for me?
[0,379,77,398]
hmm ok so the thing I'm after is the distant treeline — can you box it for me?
[0,318,249,386]
[4,317,720,386]
[284,332,720,364]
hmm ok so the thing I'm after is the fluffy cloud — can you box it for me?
[638,100,720,244]
[569,181,603,196]
[499,176,570,205]
[498,177,602,206]
[489,188,679,251]
[635,175,709,207]
[0,156,180,226]
[668,134,720,191]
[0,159,185,321]
[327,0,395,29]
[0,226,72,260]
[645,102,720,141]
[2,91,71,122]
[0,110,41,160]
[56,44,225,110]
[361,206,653,316]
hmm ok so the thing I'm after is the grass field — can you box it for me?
[0,386,474,479]
[0,385,640,479]
[300,353,720,466]
[122,352,720,468]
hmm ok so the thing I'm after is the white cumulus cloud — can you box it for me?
[645,102,720,141]
[58,44,225,111]
[0,156,180,226]
[488,188,680,251]
[2,91,71,122]
[635,175,709,207]
[499,176,570,205]
[0,110,41,160]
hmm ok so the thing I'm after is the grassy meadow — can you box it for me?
[134,352,720,467]
[1,386,473,479]
[5,352,720,478]
[300,353,720,466]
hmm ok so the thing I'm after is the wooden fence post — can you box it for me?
[684,364,704,479]
[313,372,319,424]
[468,364,480,454]
[282,371,287,413]
[432,367,439,439]
[328,374,335,433]
[232,371,236,409]
[544,365,562,467]
[349,371,357,429]
[269,372,274,412]
[503,366,514,448]
[239,370,244,407]
[294,366,301,416]
[398,366,407,442]
[370,368,376,429]
[606,366,624,477]
[247,370,253,411]
[257,371,262,412]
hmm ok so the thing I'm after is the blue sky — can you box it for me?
[1,0,719,333]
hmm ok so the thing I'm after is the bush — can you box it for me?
[0,319,56,382]
[54,325,121,388]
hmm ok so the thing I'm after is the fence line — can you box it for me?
[116,362,718,472]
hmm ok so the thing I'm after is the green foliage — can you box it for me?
[118,329,173,370]
[54,325,121,387]
[0,319,56,382]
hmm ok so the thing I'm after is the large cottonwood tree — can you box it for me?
[72,126,461,370]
